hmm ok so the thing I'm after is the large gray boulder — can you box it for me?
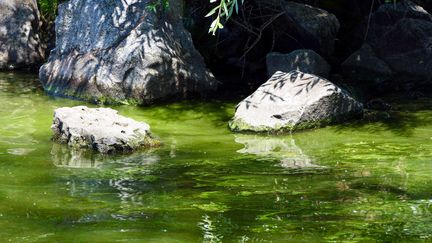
[0,0,44,70]
[51,106,160,154]
[229,71,363,133]
[266,49,331,78]
[40,0,217,105]
[344,0,432,87]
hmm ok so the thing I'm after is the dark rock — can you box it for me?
[408,90,426,99]
[40,0,217,105]
[346,1,432,89]
[266,49,331,78]
[0,0,44,70]
[229,71,363,133]
[363,109,391,121]
[184,0,339,90]
[342,44,393,85]
[366,98,392,111]
[364,0,432,47]
[282,1,340,57]
[374,18,432,83]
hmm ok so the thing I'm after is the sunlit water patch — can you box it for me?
[0,72,432,241]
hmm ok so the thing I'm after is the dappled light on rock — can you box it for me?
[39,0,217,104]
[266,49,331,78]
[229,71,363,133]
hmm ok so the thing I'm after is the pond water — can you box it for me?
[0,72,432,242]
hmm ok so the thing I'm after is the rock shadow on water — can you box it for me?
[234,134,324,170]
[51,143,160,169]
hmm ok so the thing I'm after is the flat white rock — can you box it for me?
[51,106,160,153]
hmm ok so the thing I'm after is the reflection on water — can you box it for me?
[7,148,35,155]
[235,135,322,169]
[0,76,39,147]
[52,143,162,222]
[51,144,103,168]
[51,143,160,168]
[198,214,224,242]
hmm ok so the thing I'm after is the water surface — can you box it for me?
[0,72,432,242]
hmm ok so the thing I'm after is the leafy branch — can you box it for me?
[206,0,244,35]
[147,0,170,13]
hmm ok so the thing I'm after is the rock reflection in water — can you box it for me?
[235,135,321,169]
[51,144,103,168]
[52,143,162,221]
[51,143,160,168]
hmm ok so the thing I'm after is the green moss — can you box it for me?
[43,85,143,106]
[192,202,230,212]
[229,111,363,134]
[142,134,163,148]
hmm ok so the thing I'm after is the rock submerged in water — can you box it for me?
[229,71,363,133]
[51,106,160,154]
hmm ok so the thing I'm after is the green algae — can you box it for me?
[229,110,364,134]
[1,72,432,241]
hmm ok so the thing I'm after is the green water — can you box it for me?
[1,72,432,242]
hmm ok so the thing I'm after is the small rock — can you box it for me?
[229,71,363,133]
[363,110,391,121]
[366,98,392,111]
[51,106,160,154]
[266,49,331,78]
[408,91,426,99]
